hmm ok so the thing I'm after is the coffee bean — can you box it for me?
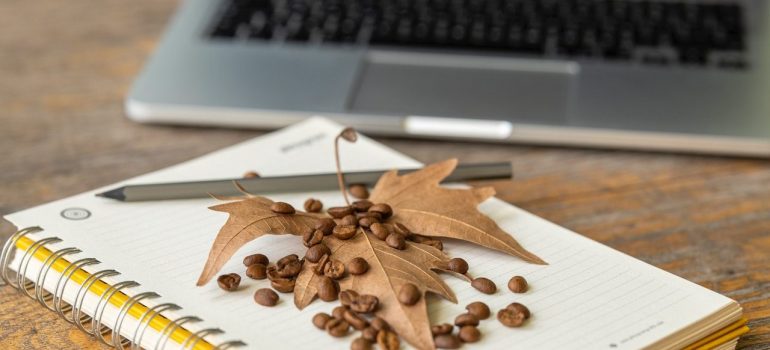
[398,283,421,305]
[266,265,280,281]
[448,258,469,274]
[315,218,337,236]
[243,253,269,267]
[393,223,411,236]
[497,308,526,327]
[433,334,461,349]
[326,318,350,337]
[277,254,299,266]
[370,317,389,331]
[508,276,528,293]
[386,233,406,250]
[333,225,358,240]
[369,223,390,240]
[465,301,490,320]
[368,203,393,219]
[328,206,354,219]
[352,200,373,212]
[358,215,379,228]
[458,326,481,343]
[362,327,378,342]
[217,273,240,291]
[424,239,444,251]
[277,259,302,278]
[302,228,324,247]
[471,277,497,294]
[339,127,358,142]
[376,330,400,350]
[339,290,359,307]
[340,214,358,227]
[317,276,339,302]
[313,254,330,275]
[270,202,295,215]
[431,323,453,336]
[351,337,372,350]
[243,171,260,178]
[349,184,370,199]
[324,259,346,279]
[454,313,480,327]
[271,278,295,293]
[506,302,531,320]
[254,288,279,306]
[304,198,323,213]
[312,312,331,330]
[350,294,379,314]
[348,257,369,275]
[360,211,382,221]
[245,263,267,280]
[305,244,331,263]
[332,306,347,319]
[343,309,369,330]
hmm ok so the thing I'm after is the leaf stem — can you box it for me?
[335,133,351,206]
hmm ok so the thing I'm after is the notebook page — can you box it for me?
[5,117,738,349]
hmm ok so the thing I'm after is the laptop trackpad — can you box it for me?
[349,52,576,124]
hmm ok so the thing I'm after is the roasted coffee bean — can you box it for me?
[433,334,461,349]
[305,244,331,263]
[313,254,330,275]
[393,223,411,236]
[304,198,323,213]
[243,171,260,178]
[315,218,337,236]
[448,258,469,274]
[245,263,267,280]
[386,233,406,250]
[328,206,354,219]
[317,276,339,302]
[508,276,529,293]
[348,257,369,275]
[350,294,379,314]
[351,337,372,350]
[471,277,497,294]
[368,203,393,219]
[266,265,280,281]
[243,253,269,267]
[270,202,295,215]
[254,288,279,306]
[326,318,350,337]
[349,184,370,199]
[302,228,324,247]
[344,309,369,330]
[370,317,389,331]
[312,312,331,330]
[217,273,240,291]
[398,283,421,305]
[352,200,373,212]
[339,289,359,307]
[497,308,526,327]
[506,302,531,319]
[333,225,358,240]
[358,215,379,228]
[360,211,382,221]
[424,239,443,251]
[465,301,490,320]
[324,259,346,279]
[376,330,400,350]
[362,327,378,342]
[339,127,358,142]
[369,223,390,240]
[431,323,453,336]
[277,254,299,266]
[270,278,295,293]
[454,313,479,327]
[340,214,359,226]
[458,326,481,343]
[332,306,347,319]
[277,259,303,278]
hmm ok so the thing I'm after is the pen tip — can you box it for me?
[95,187,126,201]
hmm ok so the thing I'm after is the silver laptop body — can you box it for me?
[127,0,770,157]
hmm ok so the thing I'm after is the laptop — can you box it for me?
[126,0,770,157]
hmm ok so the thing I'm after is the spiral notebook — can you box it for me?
[1,117,747,349]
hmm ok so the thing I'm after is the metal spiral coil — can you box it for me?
[155,315,202,350]
[131,302,181,350]
[112,291,161,348]
[92,280,140,346]
[35,247,81,310]
[72,269,120,336]
[182,328,225,350]
[0,226,43,287]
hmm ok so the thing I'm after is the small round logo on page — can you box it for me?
[61,208,91,220]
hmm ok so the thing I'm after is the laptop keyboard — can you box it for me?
[209,0,748,69]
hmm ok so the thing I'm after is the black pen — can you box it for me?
[96,162,513,202]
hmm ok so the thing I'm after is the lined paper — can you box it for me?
[5,117,738,349]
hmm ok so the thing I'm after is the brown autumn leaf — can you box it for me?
[196,196,320,286]
[369,158,546,265]
[294,231,455,350]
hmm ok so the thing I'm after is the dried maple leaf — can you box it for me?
[294,232,455,350]
[196,196,319,286]
[369,158,546,265]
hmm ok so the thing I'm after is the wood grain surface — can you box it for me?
[1,0,768,349]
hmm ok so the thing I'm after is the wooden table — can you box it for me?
[1,1,768,349]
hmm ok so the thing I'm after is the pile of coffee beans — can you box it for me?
[430,301,490,349]
[313,290,400,350]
